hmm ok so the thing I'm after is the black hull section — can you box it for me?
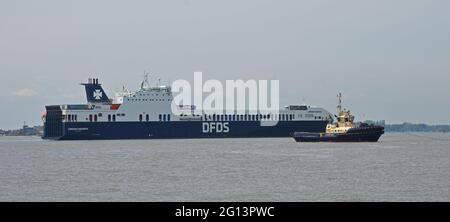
[293,126,385,142]
[42,120,329,140]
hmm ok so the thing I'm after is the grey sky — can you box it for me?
[1,0,449,129]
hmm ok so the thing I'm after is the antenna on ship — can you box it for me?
[337,92,342,114]
[141,70,150,89]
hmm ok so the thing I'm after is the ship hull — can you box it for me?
[293,126,385,142]
[43,120,329,140]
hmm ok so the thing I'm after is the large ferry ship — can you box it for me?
[42,78,333,140]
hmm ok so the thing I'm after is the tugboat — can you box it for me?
[293,93,384,142]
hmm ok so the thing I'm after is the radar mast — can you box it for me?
[337,92,342,114]
[140,71,150,89]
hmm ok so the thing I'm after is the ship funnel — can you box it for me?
[81,78,111,104]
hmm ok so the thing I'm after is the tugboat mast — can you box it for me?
[337,92,342,114]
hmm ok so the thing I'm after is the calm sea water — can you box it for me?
[0,133,449,201]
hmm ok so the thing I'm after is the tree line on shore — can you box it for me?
[385,123,450,132]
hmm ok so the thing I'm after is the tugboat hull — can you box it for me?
[293,126,384,142]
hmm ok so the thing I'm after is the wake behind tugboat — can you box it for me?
[293,93,384,142]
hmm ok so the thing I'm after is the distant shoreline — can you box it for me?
[385,123,450,133]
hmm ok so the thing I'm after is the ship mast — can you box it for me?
[140,71,150,89]
[337,92,342,114]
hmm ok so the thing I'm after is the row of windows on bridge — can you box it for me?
[134,93,170,97]
[88,114,102,122]
[82,113,325,122]
[137,113,322,122]
[202,113,326,121]
[202,113,298,121]
[139,114,171,122]
[88,114,124,122]
[64,114,78,122]
[84,114,322,122]
[127,98,171,102]
[139,113,298,122]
